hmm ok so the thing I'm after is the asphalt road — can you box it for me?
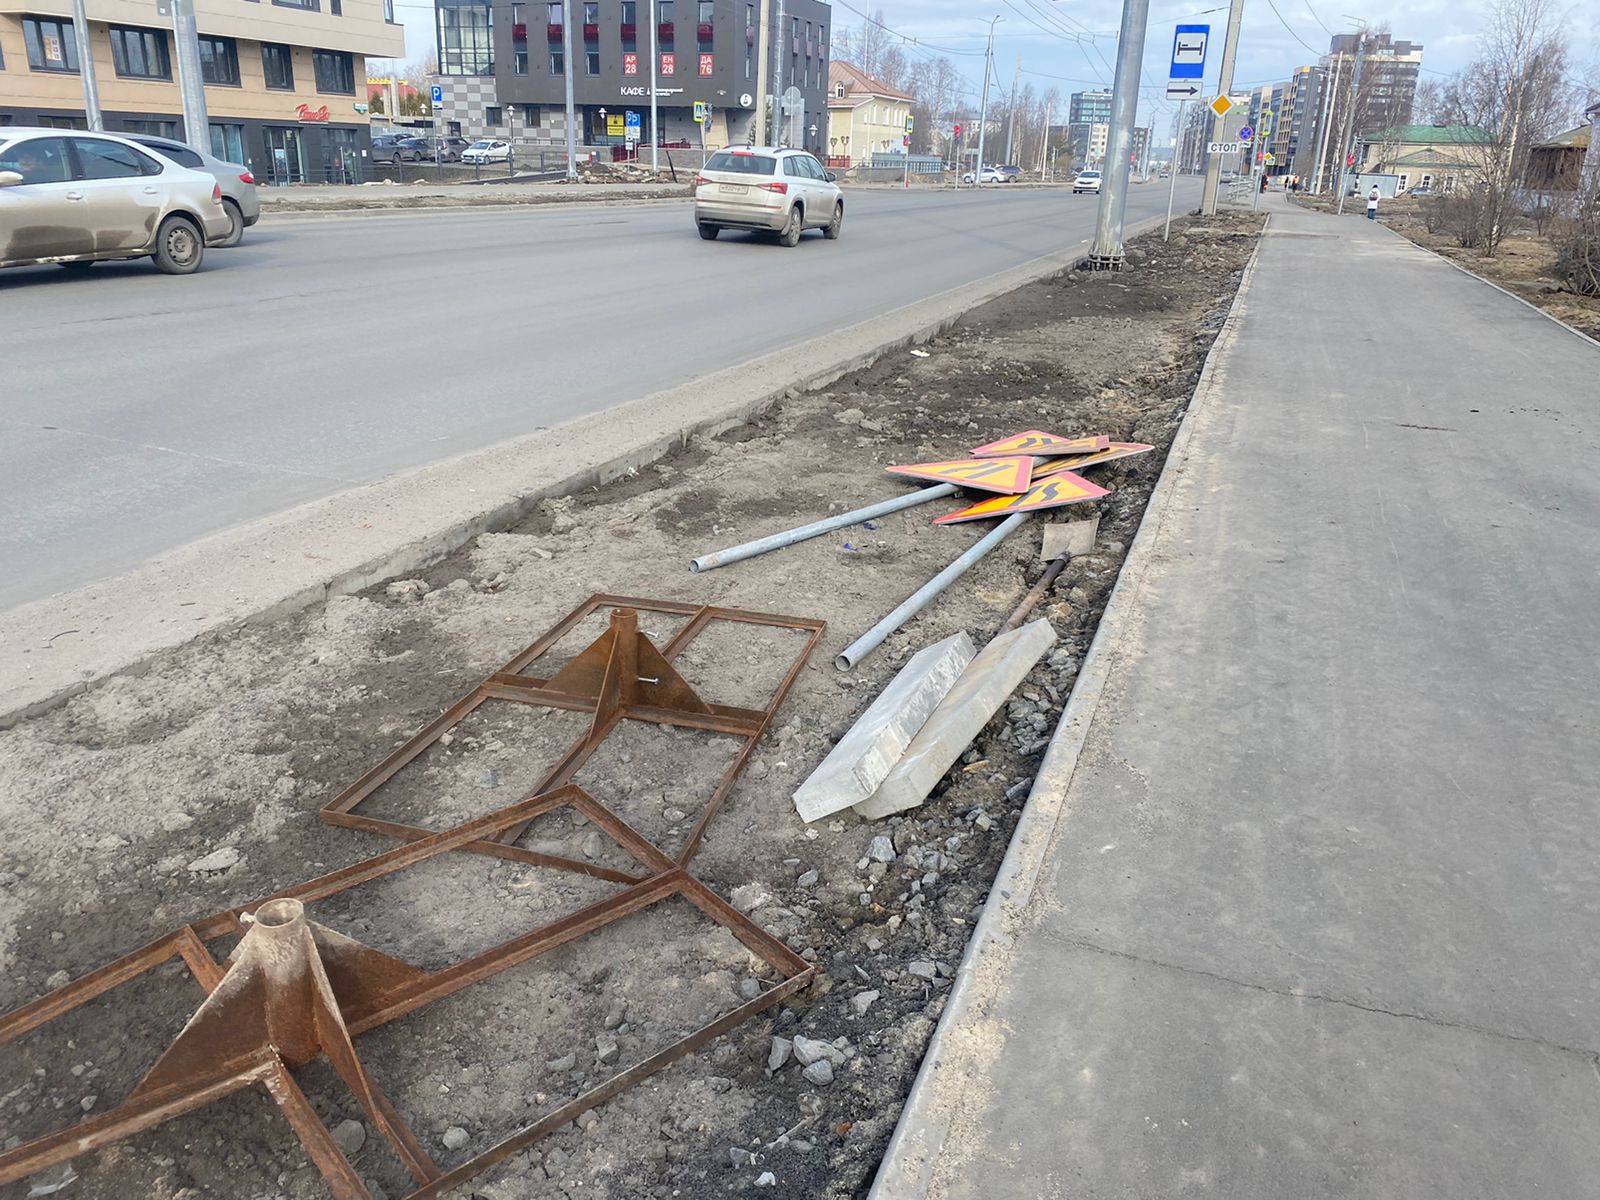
[0,179,1201,610]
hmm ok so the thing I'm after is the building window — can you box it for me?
[585,48,599,74]
[449,119,462,135]
[122,118,180,138]
[548,1,561,22]
[198,36,240,85]
[272,0,319,9]
[313,49,355,93]
[659,0,673,47]
[513,49,528,73]
[583,2,597,21]
[209,122,246,162]
[486,105,502,125]
[331,0,342,13]
[110,27,171,79]
[550,48,564,72]
[23,17,79,72]
[438,1,494,75]
[261,43,294,89]
[383,0,394,19]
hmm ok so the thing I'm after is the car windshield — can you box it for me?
[469,140,493,148]
[706,151,776,176]
[1081,172,1101,178]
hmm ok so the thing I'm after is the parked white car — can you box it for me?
[1072,170,1103,194]
[461,139,511,165]
[693,147,843,247]
[0,128,231,275]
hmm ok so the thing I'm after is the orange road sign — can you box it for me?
[970,430,1112,458]
[885,456,1033,494]
[934,469,1108,525]
[1035,441,1156,476]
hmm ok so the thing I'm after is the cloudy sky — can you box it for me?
[388,0,1599,137]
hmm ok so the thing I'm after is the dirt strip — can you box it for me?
[0,210,1261,1200]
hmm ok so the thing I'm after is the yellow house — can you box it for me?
[0,0,403,182]
[825,60,910,167]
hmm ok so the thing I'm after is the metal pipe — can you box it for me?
[689,483,958,573]
[1002,550,1070,632]
[835,511,1030,672]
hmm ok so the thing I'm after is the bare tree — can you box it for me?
[1435,0,1579,253]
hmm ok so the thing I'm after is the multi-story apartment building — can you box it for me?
[1068,88,1110,127]
[1273,64,1324,179]
[1300,32,1423,190]
[434,0,830,156]
[0,0,403,182]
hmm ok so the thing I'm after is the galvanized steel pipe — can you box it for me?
[834,511,1031,671]
[688,484,959,573]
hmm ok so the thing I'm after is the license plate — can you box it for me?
[719,183,747,194]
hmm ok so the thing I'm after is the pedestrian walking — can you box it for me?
[1366,185,1380,220]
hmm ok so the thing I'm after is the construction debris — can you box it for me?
[854,619,1057,819]
[793,631,975,823]
[1041,515,1101,561]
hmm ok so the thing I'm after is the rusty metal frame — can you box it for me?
[0,786,814,1199]
[319,594,826,866]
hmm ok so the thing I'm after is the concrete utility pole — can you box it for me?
[771,0,786,144]
[649,0,659,167]
[1037,96,1051,176]
[1004,54,1020,164]
[1310,55,1341,194]
[170,0,210,153]
[562,0,578,179]
[973,15,1000,186]
[1087,0,1150,268]
[1335,30,1365,215]
[1200,0,1243,214]
[70,0,103,131]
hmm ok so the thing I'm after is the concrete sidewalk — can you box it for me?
[871,195,1600,1198]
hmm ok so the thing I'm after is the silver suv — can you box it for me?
[693,147,843,246]
[0,129,230,275]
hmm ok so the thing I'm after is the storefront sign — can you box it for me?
[621,85,683,97]
[607,113,625,138]
[699,53,713,76]
[295,103,332,123]
[623,51,638,75]
[661,53,675,76]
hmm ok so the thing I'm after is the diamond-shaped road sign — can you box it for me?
[1209,94,1233,118]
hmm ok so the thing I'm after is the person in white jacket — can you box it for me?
[1366,185,1381,220]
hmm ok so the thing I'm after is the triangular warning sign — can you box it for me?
[970,430,1112,459]
[1035,442,1155,477]
[934,469,1108,525]
[885,456,1033,494]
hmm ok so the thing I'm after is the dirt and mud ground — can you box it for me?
[0,211,1261,1200]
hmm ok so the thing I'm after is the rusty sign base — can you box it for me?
[0,787,813,1199]
[320,594,826,866]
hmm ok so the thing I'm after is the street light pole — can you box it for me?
[1164,99,1184,239]
[1334,29,1365,215]
[562,0,578,179]
[1088,0,1151,269]
[1200,0,1244,215]
[972,15,1000,188]
[649,0,659,168]
[70,0,102,131]
[1310,57,1340,194]
[170,0,210,153]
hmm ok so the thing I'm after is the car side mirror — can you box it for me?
[0,170,24,188]
[825,170,837,182]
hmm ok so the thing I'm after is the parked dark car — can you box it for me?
[398,137,434,161]
[433,136,472,163]
[371,135,422,164]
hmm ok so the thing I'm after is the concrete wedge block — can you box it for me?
[853,619,1056,820]
[794,631,977,823]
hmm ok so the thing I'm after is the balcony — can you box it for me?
[547,22,563,41]
[583,22,598,40]
[658,21,673,39]
[511,21,527,39]
[620,21,636,39]
[696,21,712,40]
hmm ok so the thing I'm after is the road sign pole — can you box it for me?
[1164,99,1184,240]
[1088,0,1151,269]
[1200,0,1244,215]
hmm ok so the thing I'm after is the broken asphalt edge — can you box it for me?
[0,212,1174,730]
[865,219,1269,1200]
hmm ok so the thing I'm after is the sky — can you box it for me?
[387,0,1600,140]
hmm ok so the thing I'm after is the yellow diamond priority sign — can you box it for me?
[1209,94,1233,118]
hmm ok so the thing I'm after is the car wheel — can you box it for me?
[218,199,245,248]
[778,206,803,247]
[153,215,203,275]
[823,202,843,240]
[698,223,719,240]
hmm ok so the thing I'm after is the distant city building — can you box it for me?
[433,0,832,156]
[1303,32,1424,190]
[1069,89,1112,127]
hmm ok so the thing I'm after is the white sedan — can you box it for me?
[461,139,511,165]
[1072,170,1102,194]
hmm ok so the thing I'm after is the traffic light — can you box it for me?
[954,123,962,139]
